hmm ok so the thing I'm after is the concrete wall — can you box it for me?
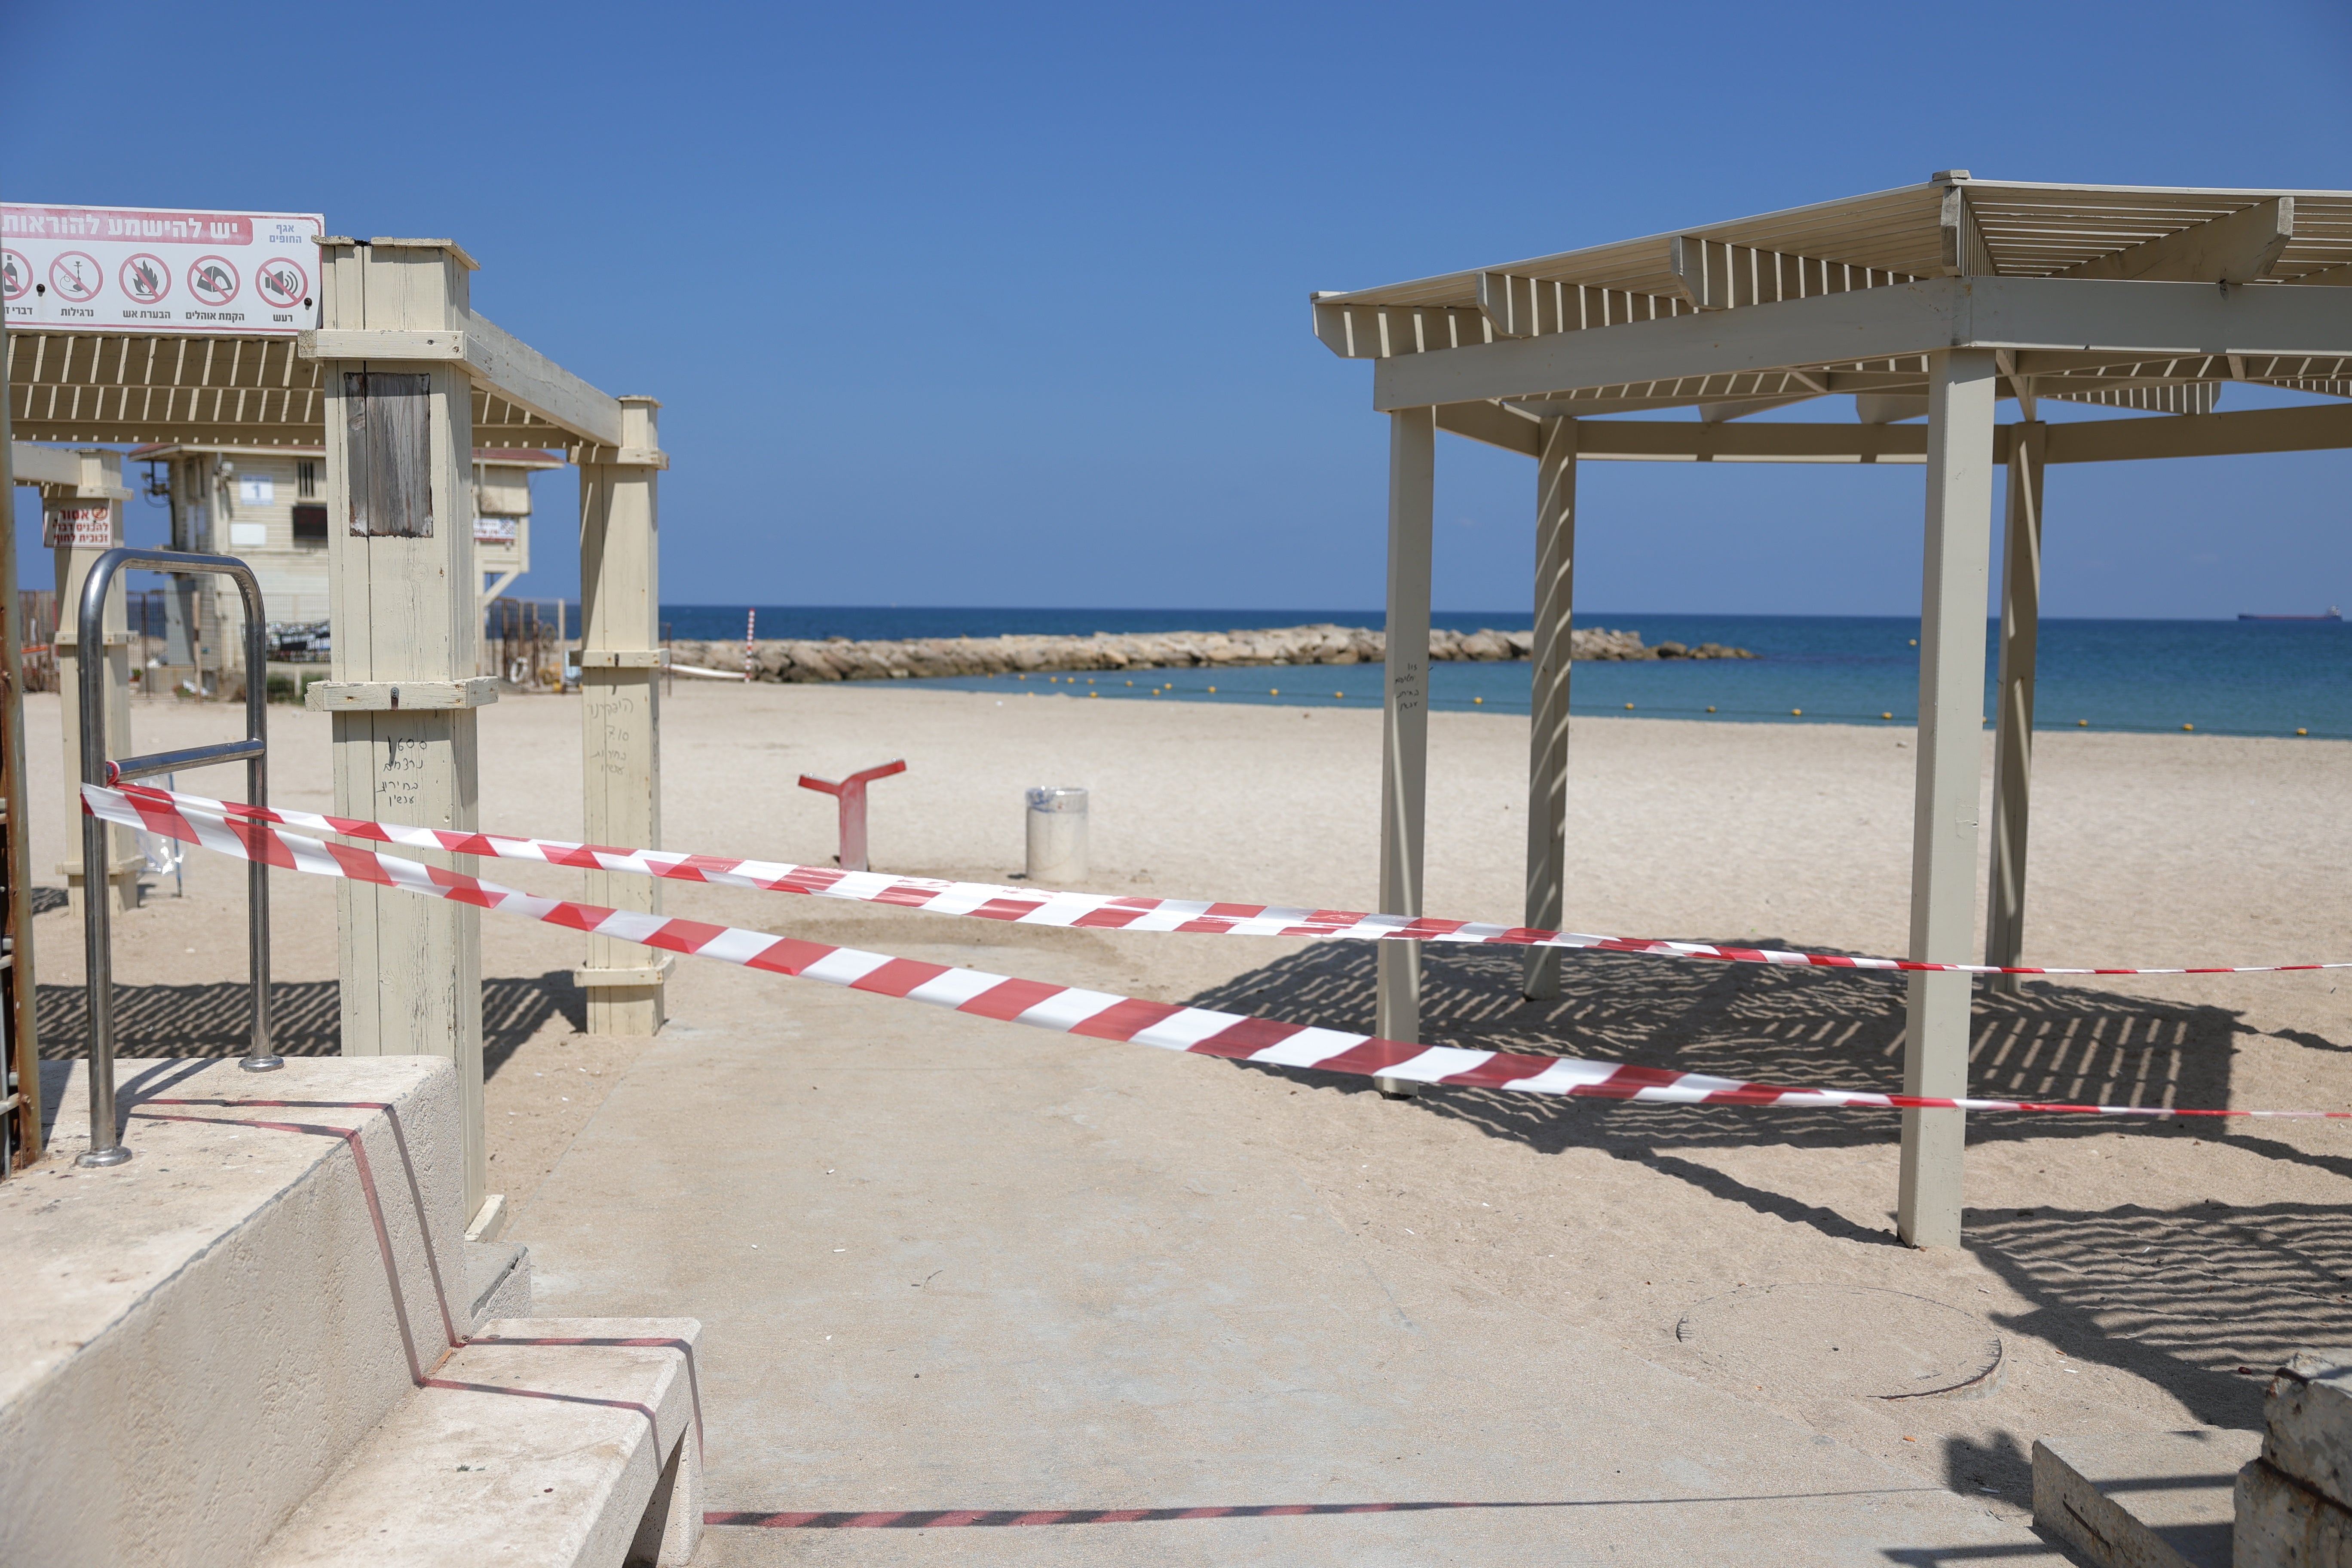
[0,1056,463,1568]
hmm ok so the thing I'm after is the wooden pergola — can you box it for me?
[7,239,670,1231]
[1313,173,2352,1248]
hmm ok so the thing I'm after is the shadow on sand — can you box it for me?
[1188,943,2352,1430]
[35,973,583,1077]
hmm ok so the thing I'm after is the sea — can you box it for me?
[647,606,2350,740]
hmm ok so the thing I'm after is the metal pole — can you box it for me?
[236,567,280,1073]
[76,564,126,1166]
[75,548,282,1167]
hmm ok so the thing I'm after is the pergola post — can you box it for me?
[48,450,138,916]
[1984,420,2047,993]
[1896,347,1999,1249]
[1375,406,1434,1095]
[575,396,668,1033]
[318,239,491,1226]
[1523,416,1576,1000]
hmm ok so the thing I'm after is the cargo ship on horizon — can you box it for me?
[2239,607,2342,622]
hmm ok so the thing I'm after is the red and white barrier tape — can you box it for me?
[80,784,2349,1118]
[98,781,2352,980]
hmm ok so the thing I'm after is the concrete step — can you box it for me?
[1,1057,465,1568]
[2034,1430,2261,1568]
[256,1317,704,1568]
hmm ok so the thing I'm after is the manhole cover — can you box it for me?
[1674,1284,2004,1402]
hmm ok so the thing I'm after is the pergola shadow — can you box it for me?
[34,973,581,1072]
[1191,942,2245,1152]
[1189,945,2352,1429]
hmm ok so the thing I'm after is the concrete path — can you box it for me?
[517,945,2078,1565]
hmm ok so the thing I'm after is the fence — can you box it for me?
[485,598,569,690]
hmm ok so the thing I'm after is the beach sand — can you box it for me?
[22,680,2352,1525]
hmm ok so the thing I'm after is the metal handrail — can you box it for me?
[77,549,280,1170]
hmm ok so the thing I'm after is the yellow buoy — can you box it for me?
[1207,685,1216,693]
[2077,719,2088,726]
[1908,639,1918,646]
[1333,691,1343,699]
[1090,692,1099,698]
[1881,712,1893,720]
[2182,723,2194,732]
[2298,727,2309,736]
[1623,702,1634,710]
[1791,708,1802,717]
[1706,706,1715,713]
[1269,688,1279,696]
[1473,696,1483,704]
[1126,680,1133,686]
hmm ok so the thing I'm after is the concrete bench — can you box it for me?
[257,1317,703,1568]
[2033,1429,2259,1568]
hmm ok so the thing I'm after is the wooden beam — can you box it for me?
[1898,346,2000,1250]
[1856,393,1929,424]
[302,312,627,449]
[1375,408,1435,1097]
[1433,400,1539,456]
[9,442,89,488]
[1374,275,2352,411]
[1668,236,1914,311]
[2056,198,2294,285]
[1474,273,1692,339]
[2041,400,2352,462]
[1313,299,1497,359]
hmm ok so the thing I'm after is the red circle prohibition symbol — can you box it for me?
[119,253,172,304]
[254,256,307,309]
[49,251,103,302]
[1,249,29,301]
[187,255,240,306]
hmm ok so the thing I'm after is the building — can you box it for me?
[129,442,563,647]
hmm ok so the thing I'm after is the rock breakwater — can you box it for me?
[667,623,1755,683]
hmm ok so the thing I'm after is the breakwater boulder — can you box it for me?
[665,624,1755,684]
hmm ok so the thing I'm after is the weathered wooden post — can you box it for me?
[1985,420,2047,992]
[575,396,669,1033]
[1375,406,1434,1096]
[1897,348,1999,1249]
[49,449,138,916]
[310,238,496,1227]
[1523,416,1576,1001]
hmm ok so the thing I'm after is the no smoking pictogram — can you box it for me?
[255,257,306,310]
[1,250,28,301]
[187,255,239,306]
[49,252,102,303]
[119,253,171,304]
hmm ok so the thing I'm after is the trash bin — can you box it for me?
[1025,786,1088,884]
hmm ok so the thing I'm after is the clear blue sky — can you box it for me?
[8,0,2349,617]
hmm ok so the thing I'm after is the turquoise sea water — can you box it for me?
[658,607,2350,739]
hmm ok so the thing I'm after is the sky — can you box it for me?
[7,0,2350,618]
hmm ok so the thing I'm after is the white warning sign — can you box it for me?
[1,204,323,337]
[43,505,115,548]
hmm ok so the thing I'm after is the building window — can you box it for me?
[291,504,328,542]
[296,459,318,499]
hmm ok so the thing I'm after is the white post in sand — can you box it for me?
[1984,420,2046,995]
[1375,407,1434,1096]
[1523,416,1576,1001]
[1897,348,1999,1248]
[48,450,139,916]
[575,396,670,1034]
[315,238,492,1226]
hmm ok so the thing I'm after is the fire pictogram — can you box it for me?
[120,253,172,304]
[49,252,102,303]
[255,257,307,310]
[187,255,240,306]
[0,250,28,301]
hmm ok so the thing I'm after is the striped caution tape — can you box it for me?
[100,781,2352,980]
[80,784,2349,1119]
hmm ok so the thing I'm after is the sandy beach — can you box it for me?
[23,679,2352,1525]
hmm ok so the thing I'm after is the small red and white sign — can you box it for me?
[187,255,239,306]
[1,203,321,335]
[254,256,306,310]
[48,251,101,303]
[119,253,170,303]
[43,505,114,548]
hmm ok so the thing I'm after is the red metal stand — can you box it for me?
[796,760,906,873]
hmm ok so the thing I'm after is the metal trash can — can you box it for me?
[1025,786,1088,884]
